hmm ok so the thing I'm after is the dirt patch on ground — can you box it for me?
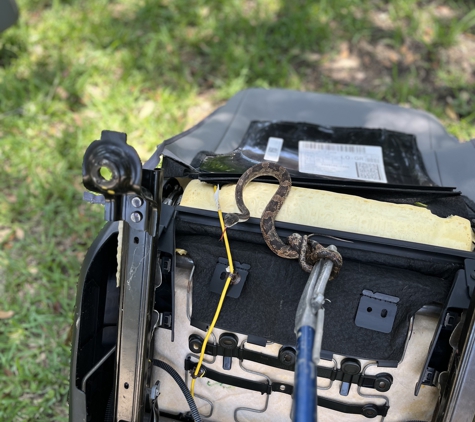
[302,31,475,123]
[319,36,471,89]
[292,3,474,134]
[442,33,475,85]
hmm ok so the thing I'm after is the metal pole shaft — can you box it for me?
[294,325,317,422]
[293,245,338,422]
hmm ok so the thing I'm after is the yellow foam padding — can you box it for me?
[180,180,475,251]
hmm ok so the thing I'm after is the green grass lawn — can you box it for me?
[1,0,474,420]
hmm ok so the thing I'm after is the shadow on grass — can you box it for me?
[1,0,474,119]
[82,0,473,112]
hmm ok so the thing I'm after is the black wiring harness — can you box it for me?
[153,359,202,422]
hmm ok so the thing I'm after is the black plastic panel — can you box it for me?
[196,121,435,186]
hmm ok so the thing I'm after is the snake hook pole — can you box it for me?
[293,245,337,422]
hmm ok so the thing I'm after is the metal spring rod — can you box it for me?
[234,356,271,422]
[81,346,116,392]
[184,353,214,418]
[316,358,338,391]
[357,362,389,422]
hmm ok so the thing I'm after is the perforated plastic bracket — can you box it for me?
[354,290,400,334]
[209,257,250,299]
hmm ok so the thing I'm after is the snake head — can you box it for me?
[223,213,240,228]
[287,233,303,251]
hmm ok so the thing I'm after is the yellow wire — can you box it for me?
[191,186,235,397]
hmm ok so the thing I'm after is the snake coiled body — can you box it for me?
[224,162,299,259]
[224,162,342,277]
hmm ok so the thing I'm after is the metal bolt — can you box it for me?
[131,211,142,223]
[131,196,143,208]
[279,385,286,391]
[379,381,386,389]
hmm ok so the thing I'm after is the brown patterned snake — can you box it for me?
[223,162,342,278]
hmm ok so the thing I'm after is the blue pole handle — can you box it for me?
[294,325,317,422]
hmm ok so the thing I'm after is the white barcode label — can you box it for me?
[298,141,387,183]
[264,137,284,162]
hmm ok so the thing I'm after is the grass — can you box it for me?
[0,0,474,420]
